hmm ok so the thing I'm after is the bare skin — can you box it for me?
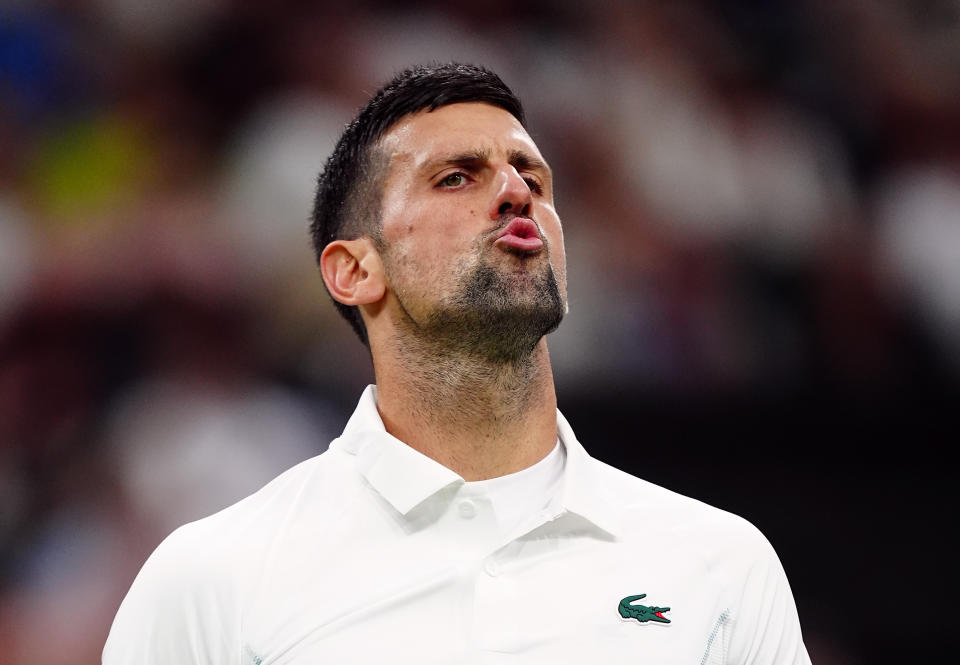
[321,103,567,481]
[374,342,558,481]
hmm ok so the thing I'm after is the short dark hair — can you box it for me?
[310,63,526,346]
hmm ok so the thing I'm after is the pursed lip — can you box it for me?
[493,217,544,253]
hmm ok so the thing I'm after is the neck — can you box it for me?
[372,337,558,481]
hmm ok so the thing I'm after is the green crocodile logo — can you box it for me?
[618,594,671,624]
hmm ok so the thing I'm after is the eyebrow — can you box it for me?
[507,149,551,176]
[433,149,489,172]
[422,148,552,178]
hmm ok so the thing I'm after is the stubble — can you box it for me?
[389,235,565,366]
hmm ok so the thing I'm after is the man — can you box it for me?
[104,63,811,664]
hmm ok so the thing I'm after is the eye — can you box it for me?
[439,172,468,188]
[523,177,543,195]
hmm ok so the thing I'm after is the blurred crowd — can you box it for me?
[1,0,958,663]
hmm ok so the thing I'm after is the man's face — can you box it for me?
[374,102,567,361]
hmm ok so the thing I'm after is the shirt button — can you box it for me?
[458,500,476,519]
[484,559,499,577]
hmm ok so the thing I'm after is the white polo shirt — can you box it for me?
[103,385,810,665]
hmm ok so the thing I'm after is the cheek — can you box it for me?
[552,251,568,300]
[542,209,566,269]
[384,232,475,296]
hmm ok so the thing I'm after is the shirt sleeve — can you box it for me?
[724,532,811,665]
[102,526,240,665]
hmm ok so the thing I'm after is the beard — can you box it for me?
[395,252,565,364]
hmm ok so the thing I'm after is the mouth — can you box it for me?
[493,217,544,253]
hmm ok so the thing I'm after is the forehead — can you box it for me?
[377,102,544,170]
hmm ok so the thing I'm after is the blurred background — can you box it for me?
[1,0,956,662]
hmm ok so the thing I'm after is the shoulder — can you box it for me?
[583,458,810,664]
[102,518,240,664]
[151,446,355,567]
[589,457,776,560]
[104,449,354,664]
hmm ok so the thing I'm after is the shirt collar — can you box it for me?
[332,385,622,538]
[333,385,464,514]
[554,409,623,539]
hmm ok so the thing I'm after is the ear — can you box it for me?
[320,238,385,307]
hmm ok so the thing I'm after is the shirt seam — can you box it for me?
[699,608,731,665]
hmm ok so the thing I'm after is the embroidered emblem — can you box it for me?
[618,594,671,624]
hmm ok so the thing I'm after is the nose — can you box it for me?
[488,165,532,220]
